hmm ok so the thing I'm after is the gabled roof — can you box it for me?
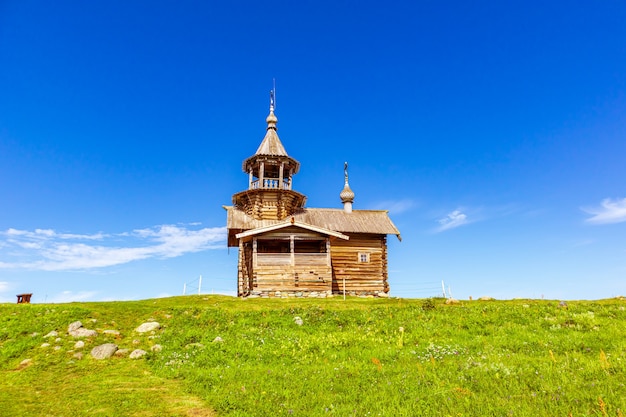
[235,220,349,240]
[225,206,401,240]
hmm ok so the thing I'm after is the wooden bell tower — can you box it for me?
[232,91,306,220]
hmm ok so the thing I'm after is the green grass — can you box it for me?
[2,296,625,416]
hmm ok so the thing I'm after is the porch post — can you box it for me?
[259,162,265,188]
[253,238,258,268]
[290,235,295,266]
[326,238,331,266]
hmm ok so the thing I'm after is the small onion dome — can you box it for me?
[266,110,278,129]
[340,182,355,204]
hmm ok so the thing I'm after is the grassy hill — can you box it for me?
[1,296,624,416]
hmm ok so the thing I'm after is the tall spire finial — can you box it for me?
[270,78,276,112]
[266,79,278,129]
[344,161,349,183]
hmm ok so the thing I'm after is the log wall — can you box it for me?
[330,233,388,295]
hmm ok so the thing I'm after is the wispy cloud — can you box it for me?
[0,281,10,293]
[0,224,227,271]
[371,199,416,214]
[582,198,626,225]
[435,209,468,232]
[47,290,99,303]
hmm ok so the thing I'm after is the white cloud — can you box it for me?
[371,199,416,214]
[435,209,468,232]
[47,290,99,303]
[582,198,626,225]
[0,281,10,293]
[0,224,227,271]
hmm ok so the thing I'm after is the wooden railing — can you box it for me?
[256,253,327,266]
[250,178,290,190]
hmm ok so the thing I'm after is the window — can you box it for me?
[358,252,370,263]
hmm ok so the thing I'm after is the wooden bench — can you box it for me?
[16,293,32,304]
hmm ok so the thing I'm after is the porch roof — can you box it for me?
[235,219,349,240]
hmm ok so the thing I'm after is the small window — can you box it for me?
[358,252,370,263]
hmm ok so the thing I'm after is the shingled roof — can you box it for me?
[224,206,401,246]
[254,110,287,156]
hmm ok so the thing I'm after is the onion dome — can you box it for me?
[340,182,355,204]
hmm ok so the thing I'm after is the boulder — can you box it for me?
[68,321,97,338]
[70,328,97,338]
[135,322,161,333]
[90,343,118,360]
[68,321,83,333]
[129,349,147,359]
[115,349,130,357]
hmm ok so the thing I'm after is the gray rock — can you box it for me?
[213,336,224,343]
[129,349,147,359]
[55,337,62,343]
[19,359,32,367]
[135,322,161,333]
[73,352,83,360]
[103,330,120,336]
[68,321,83,333]
[70,328,97,338]
[54,346,62,351]
[44,331,58,338]
[74,341,85,349]
[293,316,303,326]
[150,344,162,352]
[115,349,130,357]
[68,321,97,338]
[41,343,50,348]
[378,292,389,298]
[90,343,118,360]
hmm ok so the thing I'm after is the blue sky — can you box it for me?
[1,1,625,302]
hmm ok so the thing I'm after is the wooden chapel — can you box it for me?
[224,94,401,298]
